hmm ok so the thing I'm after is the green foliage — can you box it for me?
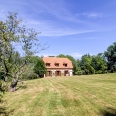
[79,54,94,74]
[75,71,83,75]
[76,53,108,75]
[57,54,66,58]
[58,53,108,75]
[91,53,107,74]
[21,72,39,80]
[33,58,46,77]
[104,42,116,72]
[0,80,6,102]
[0,12,46,91]
[29,56,40,64]
[18,56,42,80]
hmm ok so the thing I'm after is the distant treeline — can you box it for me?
[57,42,116,75]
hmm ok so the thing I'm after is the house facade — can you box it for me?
[43,57,73,77]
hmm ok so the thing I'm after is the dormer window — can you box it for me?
[46,63,50,67]
[63,63,67,67]
[55,63,59,67]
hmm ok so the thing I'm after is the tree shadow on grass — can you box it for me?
[16,85,27,91]
[102,107,116,116]
[0,106,14,116]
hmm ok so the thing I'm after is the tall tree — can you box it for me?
[33,58,46,77]
[91,53,107,74]
[80,54,95,74]
[104,42,116,72]
[0,12,46,91]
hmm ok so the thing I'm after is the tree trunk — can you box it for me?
[9,79,18,92]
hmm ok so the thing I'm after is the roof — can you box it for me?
[42,57,73,69]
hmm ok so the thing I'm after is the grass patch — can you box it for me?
[1,73,116,116]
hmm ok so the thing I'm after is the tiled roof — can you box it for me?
[43,57,73,69]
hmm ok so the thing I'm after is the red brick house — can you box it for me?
[42,57,73,77]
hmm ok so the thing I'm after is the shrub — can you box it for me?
[103,70,108,74]
[21,72,39,80]
[33,59,46,77]
[95,70,103,74]
[76,71,83,75]
[84,69,89,74]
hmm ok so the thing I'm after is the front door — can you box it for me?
[56,71,61,76]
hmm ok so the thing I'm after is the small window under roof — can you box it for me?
[55,63,59,67]
[63,63,67,67]
[46,63,50,67]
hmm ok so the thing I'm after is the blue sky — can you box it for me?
[0,0,116,58]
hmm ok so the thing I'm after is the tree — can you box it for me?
[91,53,107,74]
[78,53,107,74]
[58,54,66,58]
[104,42,116,72]
[33,58,46,77]
[0,12,46,91]
[80,54,95,74]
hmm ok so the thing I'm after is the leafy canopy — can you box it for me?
[33,58,46,77]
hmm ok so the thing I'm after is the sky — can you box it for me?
[0,0,116,59]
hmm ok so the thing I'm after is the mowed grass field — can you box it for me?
[1,73,116,116]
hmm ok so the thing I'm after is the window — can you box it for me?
[63,63,67,67]
[55,63,59,67]
[46,63,50,67]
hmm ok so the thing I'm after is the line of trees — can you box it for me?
[58,42,116,75]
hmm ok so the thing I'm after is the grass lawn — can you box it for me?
[1,73,116,116]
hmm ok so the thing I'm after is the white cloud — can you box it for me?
[0,0,104,37]
[85,13,102,18]
[76,12,102,18]
[40,29,97,37]
[24,19,98,36]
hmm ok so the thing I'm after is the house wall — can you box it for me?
[45,68,73,77]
